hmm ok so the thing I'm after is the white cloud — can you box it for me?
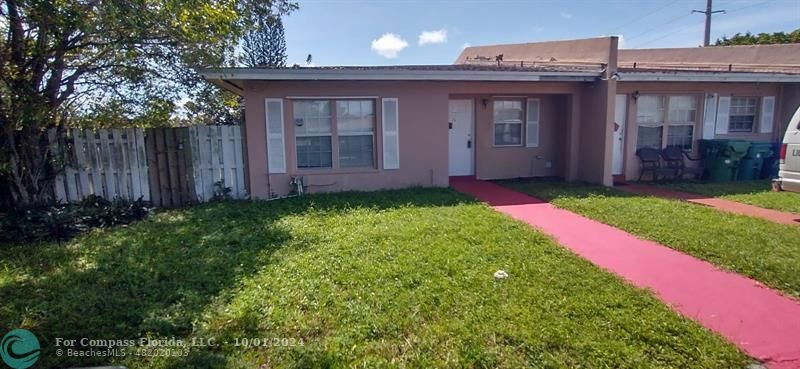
[418,29,448,46]
[559,11,573,20]
[371,33,409,58]
[461,43,471,50]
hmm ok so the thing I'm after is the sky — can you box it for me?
[282,0,800,66]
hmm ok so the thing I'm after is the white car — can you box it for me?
[777,106,800,192]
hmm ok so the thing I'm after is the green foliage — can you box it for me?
[501,179,800,298]
[658,180,800,213]
[0,0,297,208]
[714,29,800,46]
[0,195,151,243]
[0,189,749,368]
[178,85,244,126]
[242,16,287,67]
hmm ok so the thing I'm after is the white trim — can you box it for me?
[200,68,600,82]
[287,96,379,99]
[381,98,400,170]
[525,98,540,148]
[715,96,731,135]
[702,93,718,139]
[619,72,800,83]
[760,96,776,133]
[265,98,287,174]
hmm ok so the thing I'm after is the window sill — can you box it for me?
[295,167,381,175]
[493,144,525,148]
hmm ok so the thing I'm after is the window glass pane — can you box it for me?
[337,100,374,134]
[296,136,332,168]
[729,97,757,132]
[493,100,523,123]
[637,126,663,149]
[494,123,522,146]
[293,100,331,135]
[493,100,523,146]
[637,95,665,126]
[339,135,374,168]
[667,125,693,150]
[667,96,697,125]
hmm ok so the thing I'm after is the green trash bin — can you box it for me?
[699,139,750,181]
[737,142,774,180]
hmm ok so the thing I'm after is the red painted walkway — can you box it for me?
[450,177,800,369]
[619,184,800,226]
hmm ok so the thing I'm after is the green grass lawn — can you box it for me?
[0,189,750,368]
[500,179,800,300]
[657,180,800,214]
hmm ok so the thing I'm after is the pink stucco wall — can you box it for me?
[243,81,450,198]
[616,82,793,180]
[242,80,596,198]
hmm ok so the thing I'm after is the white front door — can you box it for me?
[613,94,627,176]
[448,99,474,176]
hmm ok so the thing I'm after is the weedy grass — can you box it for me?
[658,180,800,214]
[501,179,800,299]
[0,188,750,368]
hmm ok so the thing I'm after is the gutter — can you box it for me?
[198,68,600,83]
[618,72,800,83]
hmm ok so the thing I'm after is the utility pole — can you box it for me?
[693,0,725,46]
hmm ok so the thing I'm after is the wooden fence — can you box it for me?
[53,128,150,203]
[52,126,247,207]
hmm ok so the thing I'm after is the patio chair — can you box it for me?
[661,146,702,180]
[636,147,673,181]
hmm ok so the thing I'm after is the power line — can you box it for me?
[633,18,706,48]
[725,0,771,14]
[606,0,681,34]
[626,11,694,43]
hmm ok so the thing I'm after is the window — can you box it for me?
[729,97,758,132]
[493,100,524,146]
[665,96,697,150]
[636,95,697,150]
[293,99,376,170]
[336,100,375,168]
[636,95,665,149]
[294,100,332,168]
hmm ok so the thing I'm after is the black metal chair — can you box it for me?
[661,146,702,180]
[636,147,673,181]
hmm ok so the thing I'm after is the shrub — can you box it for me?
[0,196,152,244]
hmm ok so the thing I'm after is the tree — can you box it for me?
[242,16,287,67]
[714,29,800,46]
[0,0,297,209]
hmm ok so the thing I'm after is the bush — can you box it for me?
[0,195,152,244]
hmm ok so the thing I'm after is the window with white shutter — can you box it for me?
[526,99,540,147]
[381,98,400,170]
[265,98,286,173]
[715,96,731,135]
[760,96,775,133]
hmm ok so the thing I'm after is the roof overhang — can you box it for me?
[199,68,600,94]
[618,71,800,83]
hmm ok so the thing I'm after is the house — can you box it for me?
[200,37,800,198]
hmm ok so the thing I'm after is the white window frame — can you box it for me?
[336,100,376,169]
[293,100,333,169]
[636,94,698,150]
[728,96,759,133]
[636,95,666,150]
[665,95,697,150]
[492,99,525,147]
